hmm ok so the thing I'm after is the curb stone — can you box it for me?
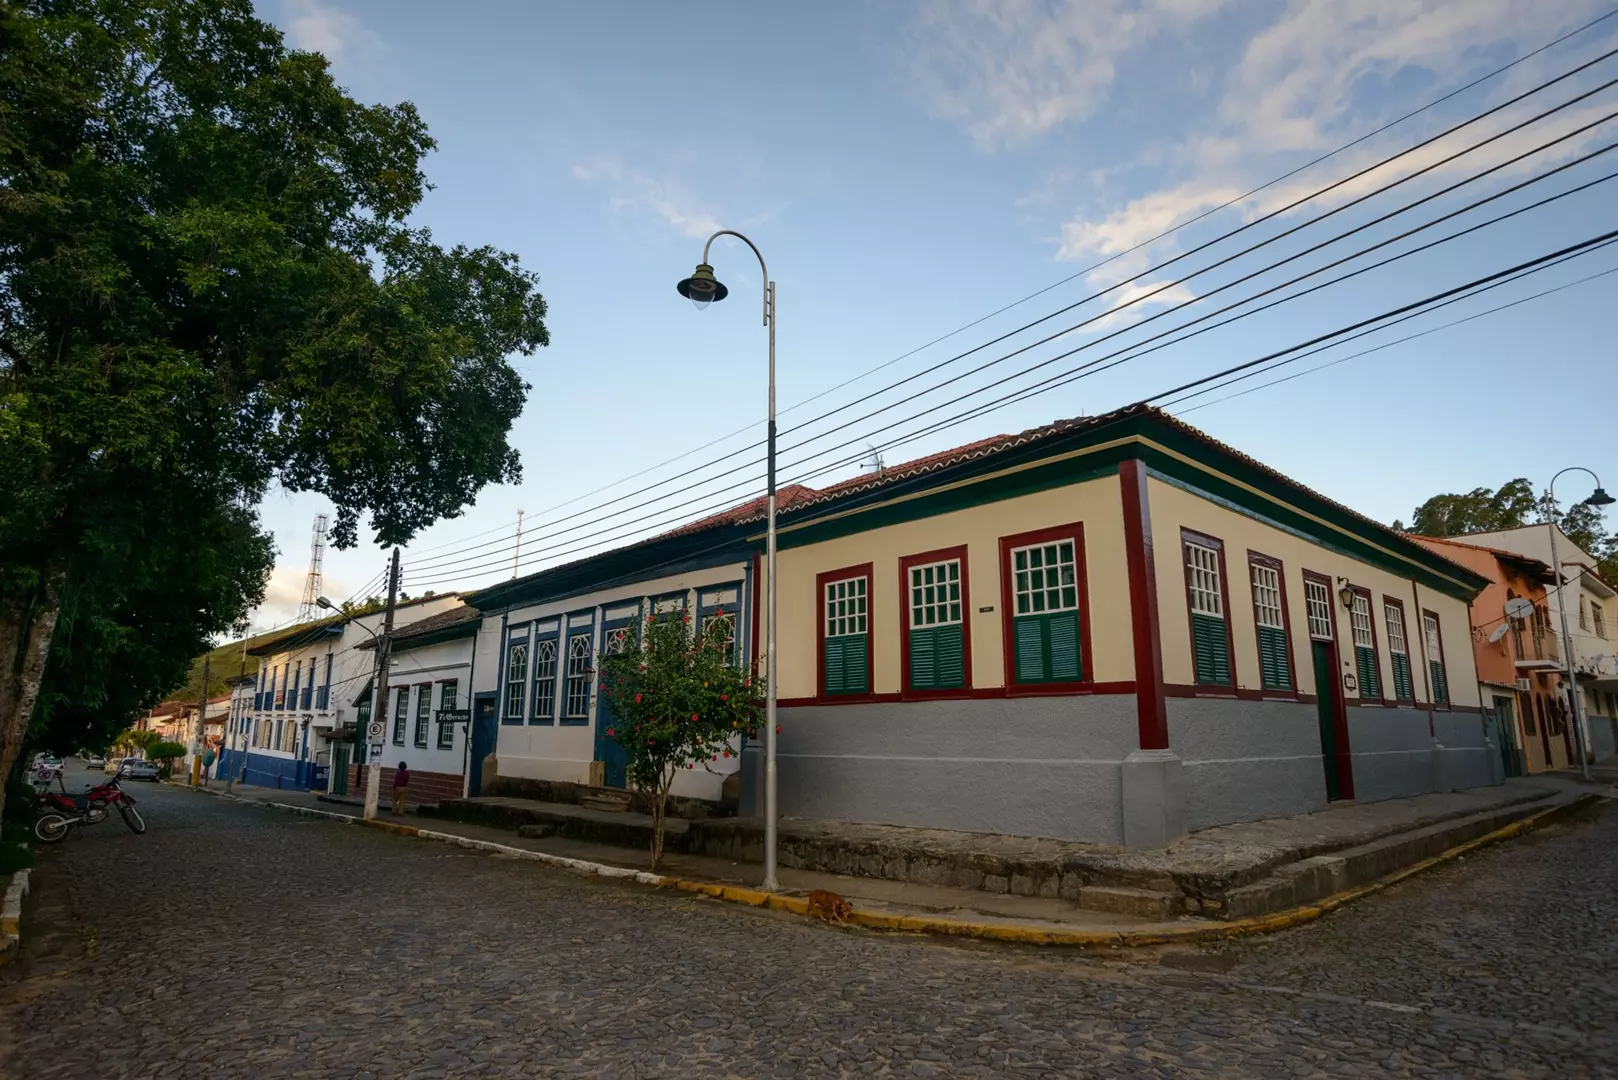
[191,782,1606,948]
[1,868,31,965]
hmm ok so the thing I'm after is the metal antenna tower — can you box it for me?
[297,513,329,622]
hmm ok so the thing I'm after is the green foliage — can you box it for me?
[0,0,549,776]
[1402,479,1537,537]
[148,740,186,763]
[597,611,765,868]
[117,729,162,756]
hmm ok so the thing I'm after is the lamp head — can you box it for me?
[315,596,334,611]
[676,263,728,310]
[1584,486,1615,508]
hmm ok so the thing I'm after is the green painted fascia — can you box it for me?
[389,620,480,653]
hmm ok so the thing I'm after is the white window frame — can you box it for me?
[1423,612,1443,656]
[1349,591,1375,649]
[1184,542,1222,617]
[531,638,558,720]
[1249,563,1284,630]
[908,559,963,628]
[1384,601,1408,658]
[1011,541,1078,616]
[563,634,593,720]
[824,576,869,638]
[504,638,529,720]
[1305,579,1334,640]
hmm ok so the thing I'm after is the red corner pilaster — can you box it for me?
[1119,459,1169,750]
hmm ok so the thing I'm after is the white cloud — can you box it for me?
[253,564,350,630]
[1054,0,1612,266]
[280,0,384,69]
[903,0,1230,151]
[571,159,722,239]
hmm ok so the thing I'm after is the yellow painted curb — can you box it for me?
[658,793,1604,948]
[360,819,421,837]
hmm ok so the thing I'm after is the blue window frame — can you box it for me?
[698,583,743,667]
[530,621,561,725]
[504,628,530,724]
[561,611,596,726]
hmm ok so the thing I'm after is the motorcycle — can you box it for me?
[33,773,145,842]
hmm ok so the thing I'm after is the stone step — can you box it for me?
[1076,884,1183,921]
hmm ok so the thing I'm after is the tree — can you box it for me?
[118,729,161,757]
[148,740,187,777]
[1536,489,1618,585]
[1399,479,1537,536]
[0,0,549,815]
[597,612,766,870]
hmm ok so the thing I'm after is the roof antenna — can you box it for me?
[861,443,886,478]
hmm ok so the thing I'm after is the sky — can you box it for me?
[245,0,1618,632]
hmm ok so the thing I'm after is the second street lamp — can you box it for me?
[1546,469,1615,782]
[678,230,780,891]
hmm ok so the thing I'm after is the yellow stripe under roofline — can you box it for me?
[748,434,1475,594]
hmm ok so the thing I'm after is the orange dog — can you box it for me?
[807,889,854,924]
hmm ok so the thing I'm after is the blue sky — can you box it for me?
[248,0,1618,628]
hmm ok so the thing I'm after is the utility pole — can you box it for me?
[226,626,248,795]
[513,509,524,579]
[192,654,210,787]
[363,549,401,820]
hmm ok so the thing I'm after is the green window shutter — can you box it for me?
[1012,612,1083,685]
[1014,616,1046,683]
[1355,645,1381,699]
[1257,625,1290,690]
[1192,613,1231,685]
[909,624,965,690]
[1431,660,1449,704]
[1391,653,1413,700]
[823,635,869,695]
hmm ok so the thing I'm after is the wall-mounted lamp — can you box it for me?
[1336,577,1356,610]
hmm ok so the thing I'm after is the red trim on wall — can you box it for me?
[1165,683,1318,704]
[1119,460,1168,751]
[1180,527,1237,692]
[1381,594,1416,704]
[1247,550,1298,692]
[775,680,1138,709]
[1350,585,1385,705]
[898,544,973,700]
[1303,567,1356,801]
[997,522,1094,696]
[815,562,876,705]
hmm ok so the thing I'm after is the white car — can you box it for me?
[85,754,107,768]
[30,753,64,777]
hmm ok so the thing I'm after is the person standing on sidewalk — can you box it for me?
[391,761,410,815]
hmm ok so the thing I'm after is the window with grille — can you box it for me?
[1384,601,1413,700]
[822,575,870,695]
[1579,597,1589,630]
[436,681,458,749]
[564,633,593,720]
[907,558,965,690]
[1011,540,1082,684]
[1423,612,1448,705]
[392,687,409,744]
[504,639,528,721]
[700,611,737,666]
[1184,539,1230,685]
[1305,579,1333,640]
[1594,603,1608,639]
[413,683,431,747]
[531,638,557,723]
[1249,561,1290,691]
[1349,592,1381,699]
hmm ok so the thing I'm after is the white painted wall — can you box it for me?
[375,634,475,784]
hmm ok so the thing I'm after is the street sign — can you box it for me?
[437,708,471,725]
[367,720,384,739]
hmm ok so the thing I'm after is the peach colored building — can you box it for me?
[1412,536,1573,775]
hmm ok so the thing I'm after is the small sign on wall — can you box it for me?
[1343,672,1358,694]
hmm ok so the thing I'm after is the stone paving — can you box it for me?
[1,766,1614,1078]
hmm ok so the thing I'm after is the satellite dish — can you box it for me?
[1487,624,1510,644]
[1505,597,1535,621]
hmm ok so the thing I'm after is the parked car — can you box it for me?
[85,754,107,768]
[118,759,161,782]
[30,753,63,777]
[104,756,128,775]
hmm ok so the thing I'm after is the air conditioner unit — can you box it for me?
[1515,677,1532,692]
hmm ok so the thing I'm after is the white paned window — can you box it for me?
[505,640,528,719]
[563,634,593,719]
[603,626,629,656]
[1184,543,1222,617]
[1594,603,1608,639]
[1423,612,1443,655]
[1350,592,1375,649]
[702,611,737,665]
[824,577,868,637]
[1250,563,1284,630]
[1012,541,1078,615]
[1305,579,1333,639]
[1384,603,1408,656]
[909,560,963,627]
[531,639,557,720]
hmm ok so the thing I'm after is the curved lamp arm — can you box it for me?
[701,229,771,327]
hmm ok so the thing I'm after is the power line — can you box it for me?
[406,230,1618,592]
[401,40,1618,578]
[406,137,1618,581]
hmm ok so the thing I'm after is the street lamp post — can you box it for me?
[1546,468,1615,782]
[678,231,780,891]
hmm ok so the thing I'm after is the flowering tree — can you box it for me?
[597,610,765,870]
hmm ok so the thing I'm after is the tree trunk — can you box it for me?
[0,573,64,822]
[649,766,677,872]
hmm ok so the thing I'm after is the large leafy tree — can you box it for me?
[0,0,549,813]
[1397,479,1537,537]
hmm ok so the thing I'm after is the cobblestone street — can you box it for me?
[2,771,1614,1079]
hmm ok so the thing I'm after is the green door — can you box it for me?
[331,744,350,796]
[1313,641,1346,801]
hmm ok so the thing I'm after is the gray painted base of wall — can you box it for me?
[1169,698,1327,831]
[1590,714,1618,763]
[1121,749,1186,847]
